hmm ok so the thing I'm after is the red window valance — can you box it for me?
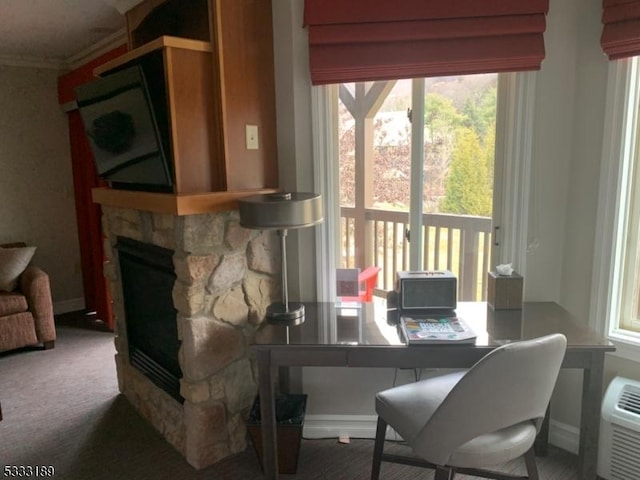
[601,0,640,60]
[304,0,550,85]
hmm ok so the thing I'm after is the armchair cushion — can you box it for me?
[0,291,28,316]
[0,246,36,292]
[0,312,39,352]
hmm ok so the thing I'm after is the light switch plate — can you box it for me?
[246,125,259,150]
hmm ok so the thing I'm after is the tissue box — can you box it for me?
[487,271,523,310]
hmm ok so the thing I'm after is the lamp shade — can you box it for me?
[238,192,323,230]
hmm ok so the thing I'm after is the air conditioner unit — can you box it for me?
[598,376,640,480]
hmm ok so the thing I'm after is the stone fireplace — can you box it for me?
[101,205,279,469]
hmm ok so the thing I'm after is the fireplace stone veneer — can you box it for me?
[101,205,280,469]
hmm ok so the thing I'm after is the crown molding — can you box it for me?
[66,28,127,70]
[0,28,127,71]
[0,54,64,70]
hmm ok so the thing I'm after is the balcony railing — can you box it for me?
[341,207,493,301]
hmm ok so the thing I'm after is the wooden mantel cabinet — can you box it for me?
[92,0,278,215]
[95,36,219,194]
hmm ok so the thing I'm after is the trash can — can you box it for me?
[247,393,307,474]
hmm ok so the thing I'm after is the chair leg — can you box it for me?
[371,416,387,480]
[523,446,539,480]
[435,466,454,480]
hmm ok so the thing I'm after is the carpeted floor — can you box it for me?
[0,323,579,480]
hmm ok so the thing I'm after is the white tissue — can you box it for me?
[496,263,514,276]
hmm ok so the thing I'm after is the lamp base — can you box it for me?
[266,302,305,326]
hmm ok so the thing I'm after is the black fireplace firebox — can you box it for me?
[116,236,183,403]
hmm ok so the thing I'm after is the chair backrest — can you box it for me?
[412,333,567,465]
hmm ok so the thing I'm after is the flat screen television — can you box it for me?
[75,64,173,192]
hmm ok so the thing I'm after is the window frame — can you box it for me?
[591,57,640,361]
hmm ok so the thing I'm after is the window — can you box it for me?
[336,76,497,301]
[592,56,640,360]
[313,71,538,303]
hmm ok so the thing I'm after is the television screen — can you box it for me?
[75,65,173,192]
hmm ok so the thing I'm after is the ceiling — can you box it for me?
[0,0,139,69]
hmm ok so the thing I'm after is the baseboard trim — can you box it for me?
[303,415,379,440]
[53,298,85,315]
[303,415,581,453]
[549,419,579,455]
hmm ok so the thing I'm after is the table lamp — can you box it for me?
[238,192,323,325]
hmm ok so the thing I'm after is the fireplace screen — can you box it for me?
[117,236,182,403]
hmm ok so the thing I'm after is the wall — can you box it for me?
[0,65,84,310]
[272,0,619,452]
[272,0,317,305]
[554,0,610,432]
[525,0,579,303]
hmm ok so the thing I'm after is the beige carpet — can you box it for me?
[0,325,579,479]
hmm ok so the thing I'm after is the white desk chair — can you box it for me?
[371,333,567,480]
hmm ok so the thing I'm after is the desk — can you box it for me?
[251,301,615,479]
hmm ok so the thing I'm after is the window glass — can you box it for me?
[337,74,497,301]
[595,56,640,347]
[618,61,640,334]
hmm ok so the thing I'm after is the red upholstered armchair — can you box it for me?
[341,266,381,303]
[0,243,56,353]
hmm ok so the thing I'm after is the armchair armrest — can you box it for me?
[19,265,56,347]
